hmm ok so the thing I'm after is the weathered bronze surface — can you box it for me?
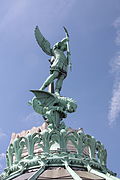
[29,26,77,128]
[34,26,71,95]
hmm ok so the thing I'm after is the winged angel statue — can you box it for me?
[29,27,76,128]
[35,26,71,95]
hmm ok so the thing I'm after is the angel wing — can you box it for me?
[30,90,56,107]
[34,26,53,56]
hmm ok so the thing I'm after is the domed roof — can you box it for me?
[13,167,105,180]
[0,123,118,180]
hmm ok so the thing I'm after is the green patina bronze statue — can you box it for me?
[29,26,76,128]
[35,26,71,95]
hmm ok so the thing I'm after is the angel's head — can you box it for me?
[53,38,67,51]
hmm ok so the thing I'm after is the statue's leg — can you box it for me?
[40,71,59,90]
[55,74,65,94]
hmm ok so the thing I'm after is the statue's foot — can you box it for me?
[55,92,60,96]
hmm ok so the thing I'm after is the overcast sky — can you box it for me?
[0,0,120,177]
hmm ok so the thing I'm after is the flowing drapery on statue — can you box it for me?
[34,26,71,95]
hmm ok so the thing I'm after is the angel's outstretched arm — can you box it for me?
[60,37,69,44]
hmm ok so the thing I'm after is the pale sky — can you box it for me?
[0,0,120,177]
